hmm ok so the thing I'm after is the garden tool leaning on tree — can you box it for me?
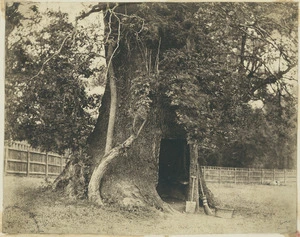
[185,175,197,213]
[197,163,213,215]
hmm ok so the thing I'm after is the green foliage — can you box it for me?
[5,4,103,154]
[5,2,297,168]
[156,2,297,168]
[129,73,154,121]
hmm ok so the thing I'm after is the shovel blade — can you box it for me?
[185,201,196,213]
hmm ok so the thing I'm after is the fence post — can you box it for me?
[261,169,264,184]
[60,156,63,173]
[248,168,250,184]
[4,145,9,175]
[45,152,49,177]
[203,166,206,180]
[27,149,30,176]
[273,169,275,181]
[283,169,286,184]
[219,168,221,184]
[234,168,237,184]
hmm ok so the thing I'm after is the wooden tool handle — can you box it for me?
[191,176,196,201]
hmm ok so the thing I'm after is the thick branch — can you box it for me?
[75,3,108,21]
[250,63,296,94]
[30,35,71,80]
[88,120,147,205]
[240,33,247,68]
[238,23,296,66]
[75,3,128,22]
[104,10,121,154]
[105,43,117,154]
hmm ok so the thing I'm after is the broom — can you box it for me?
[197,163,213,216]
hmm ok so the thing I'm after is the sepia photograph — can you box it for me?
[2,1,298,235]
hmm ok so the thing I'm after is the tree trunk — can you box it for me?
[52,158,87,199]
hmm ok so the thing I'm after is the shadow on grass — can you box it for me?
[2,176,158,234]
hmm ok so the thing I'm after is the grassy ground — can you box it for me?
[2,176,297,235]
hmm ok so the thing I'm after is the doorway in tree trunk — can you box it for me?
[156,139,190,210]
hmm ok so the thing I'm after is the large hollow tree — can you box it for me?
[52,3,217,209]
[6,2,297,210]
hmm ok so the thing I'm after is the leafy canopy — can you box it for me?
[5,2,297,168]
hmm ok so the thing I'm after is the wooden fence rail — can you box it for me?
[201,166,297,184]
[4,141,68,177]
[4,141,297,183]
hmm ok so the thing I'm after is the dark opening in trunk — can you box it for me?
[156,139,190,201]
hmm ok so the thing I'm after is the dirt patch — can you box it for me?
[2,176,297,235]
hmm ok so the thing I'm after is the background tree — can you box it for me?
[159,2,297,169]
[5,3,103,153]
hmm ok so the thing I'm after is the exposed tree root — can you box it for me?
[52,159,87,199]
